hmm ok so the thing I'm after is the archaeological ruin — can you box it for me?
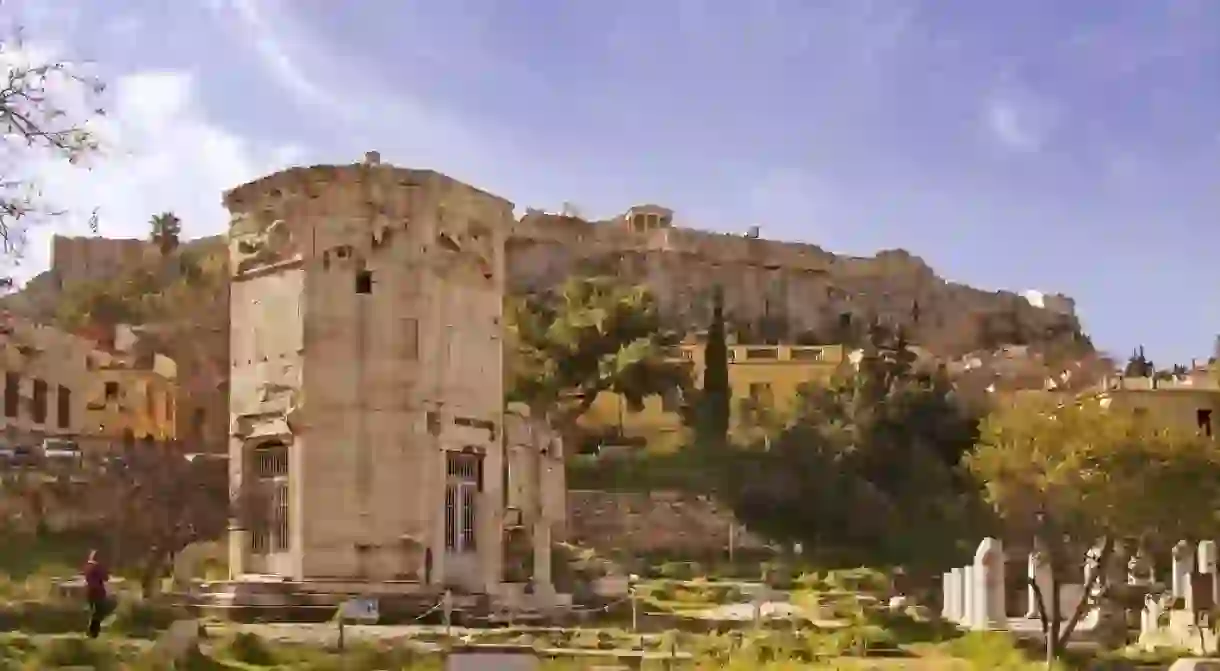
[222,154,564,604]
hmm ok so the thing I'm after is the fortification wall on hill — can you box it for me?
[509,210,1082,356]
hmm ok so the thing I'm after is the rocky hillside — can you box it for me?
[2,217,1102,445]
[512,209,1094,362]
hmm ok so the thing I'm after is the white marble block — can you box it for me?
[1173,540,1196,601]
[973,537,1006,630]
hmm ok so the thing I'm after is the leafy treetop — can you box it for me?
[506,276,692,428]
[967,397,1220,659]
[149,211,182,256]
[968,397,1220,557]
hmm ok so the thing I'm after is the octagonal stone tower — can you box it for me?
[223,153,512,593]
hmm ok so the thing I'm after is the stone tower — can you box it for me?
[223,154,512,593]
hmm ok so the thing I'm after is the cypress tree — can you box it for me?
[700,285,730,447]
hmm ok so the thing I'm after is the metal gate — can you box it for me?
[444,451,482,555]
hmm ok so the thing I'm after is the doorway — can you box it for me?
[444,450,483,588]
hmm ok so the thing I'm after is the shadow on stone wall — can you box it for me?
[566,490,767,559]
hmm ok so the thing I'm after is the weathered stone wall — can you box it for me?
[51,235,151,288]
[510,211,1085,357]
[566,490,767,557]
[226,156,513,590]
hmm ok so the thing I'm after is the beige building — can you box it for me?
[1092,375,1220,438]
[225,155,564,598]
[0,314,178,449]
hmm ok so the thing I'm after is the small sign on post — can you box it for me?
[335,597,380,651]
[340,597,381,623]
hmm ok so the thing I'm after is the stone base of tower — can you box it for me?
[191,575,571,625]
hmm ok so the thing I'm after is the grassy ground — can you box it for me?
[0,534,1191,669]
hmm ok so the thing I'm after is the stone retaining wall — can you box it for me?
[566,490,767,557]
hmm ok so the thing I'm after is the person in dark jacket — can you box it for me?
[83,550,111,638]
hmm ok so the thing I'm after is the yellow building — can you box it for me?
[1091,375,1220,438]
[0,314,178,451]
[85,348,178,443]
[579,341,845,449]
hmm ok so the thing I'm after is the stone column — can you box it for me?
[532,519,555,602]
[962,565,976,628]
[953,567,966,624]
[1026,551,1052,619]
[228,522,247,580]
[430,442,448,587]
[973,537,1006,630]
[227,439,248,579]
[1199,540,1219,605]
[1172,539,1195,600]
[942,571,952,620]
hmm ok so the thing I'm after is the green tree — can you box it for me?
[966,399,1220,662]
[78,446,229,596]
[694,285,730,448]
[1,29,105,272]
[1123,345,1155,377]
[53,266,161,330]
[506,276,691,450]
[149,211,182,256]
[719,321,985,573]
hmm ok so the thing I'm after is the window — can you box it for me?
[104,381,119,400]
[1198,409,1214,438]
[355,269,373,294]
[402,318,419,360]
[146,384,156,419]
[790,347,825,362]
[748,383,772,402]
[57,385,71,429]
[4,373,17,418]
[745,347,779,360]
[31,379,47,425]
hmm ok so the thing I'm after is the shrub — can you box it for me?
[945,631,1052,670]
[32,635,117,670]
[657,562,701,580]
[221,631,278,666]
[109,598,186,638]
[823,567,890,594]
[0,599,85,634]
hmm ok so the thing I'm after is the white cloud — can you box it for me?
[204,0,512,187]
[213,0,354,119]
[983,88,1058,153]
[10,67,300,285]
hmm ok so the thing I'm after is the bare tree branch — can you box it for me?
[0,25,106,276]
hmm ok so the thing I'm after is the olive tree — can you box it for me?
[967,398,1220,661]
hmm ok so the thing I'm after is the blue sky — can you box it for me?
[8,0,1220,365]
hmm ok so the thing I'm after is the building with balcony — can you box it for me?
[579,340,846,450]
[84,345,178,443]
[0,313,178,451]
